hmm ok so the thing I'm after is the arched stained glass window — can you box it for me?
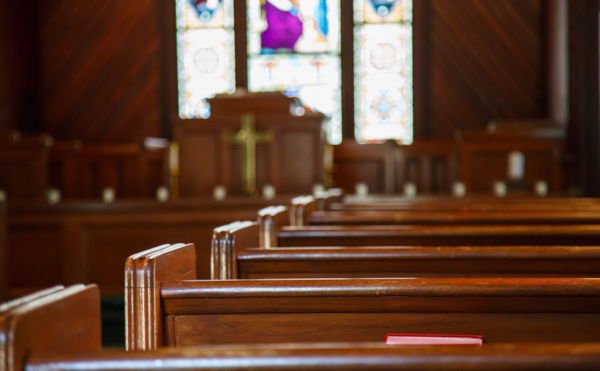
[176,0,236,119]
[247,0,342,144]
[354,0,413,144]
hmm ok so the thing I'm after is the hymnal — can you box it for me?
[386,334,483,345]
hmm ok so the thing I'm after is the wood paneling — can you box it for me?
[429,0,544,137]
[0,1,40,132]
[38,0,162,142]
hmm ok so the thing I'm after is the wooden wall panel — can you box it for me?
[429,0,544,138]
[38,0,162,142]
[0,1,40,132]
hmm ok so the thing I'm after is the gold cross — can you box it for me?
[227,113,273,195]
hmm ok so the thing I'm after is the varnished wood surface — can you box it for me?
[211,221,257,280]
[309,210,600,225]
[0,285,101,371]
[0,201,6,301]
[332,196,600,212]
[159,278,600,345]
[237,245,600,278]
[278,224,600,246]
[7,198,291,296]
[125,243,196,351]
[25,343,600,370]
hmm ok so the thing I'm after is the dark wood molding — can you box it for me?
[544,0,569,126]
[569,0,600,196]
[413,0,431,140]
[157,0,177,139]
[234,0,248,88]
[340,1,354,140]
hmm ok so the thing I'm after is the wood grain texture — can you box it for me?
[159,278,600,345]
[0,201,6,301]
[38,0,162,142]
[429,0,544,137]
[277,224,600,247]
[24,343,600,371]
[210,221,257,280]
[125,243,196,351]
[0,284,101,371]
[6,197,291,296]
[238,246,600,279]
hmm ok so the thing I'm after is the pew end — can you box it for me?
[290,195,318,226]
[124,243,196,351]
[211,221,258,279]
[0,284,101,371]
[257,206,289,248]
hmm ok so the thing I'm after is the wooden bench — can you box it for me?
[126,244,600,350]
[329,196,600,212]
[0,284,101,371]
[255,201,600,246]
[49,141,169,200]
[309,209,600,226]
[5,286,600,370]
[0,200,6,301]
[25,343,600,370]
[210,221,600,279]
[6,197,292,296]
[278,224,600,247]
[0,132,51,201]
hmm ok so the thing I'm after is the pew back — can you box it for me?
[277,225,600,246]
[159,277,600,346]
[213,219,600,279]
[0,201,6,301]
[0,285,101,371]
[25,343,600,370]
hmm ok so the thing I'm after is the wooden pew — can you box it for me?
[309,209,600,226]
[0,200,6,301]
[25,343,600,370]
[127,244,600,350]
[7,197,292,296]
[278,224,600,247]
[254,200,600,247]
[0,132,51,201]
[0,284,101,371]
[211,221,600,279]
[329,195,600,212]
[49,141,169,200]
[6,286,600,370]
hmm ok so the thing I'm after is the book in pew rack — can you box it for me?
[386,334,483,345]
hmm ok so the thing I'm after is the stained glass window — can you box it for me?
[176,0,235,119]
[247,0,342,144]
[354,0,413,144]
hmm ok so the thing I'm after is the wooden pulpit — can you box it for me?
[174,91,326,197]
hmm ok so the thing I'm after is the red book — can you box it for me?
[385,334,483,345]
